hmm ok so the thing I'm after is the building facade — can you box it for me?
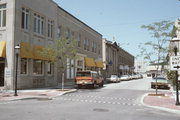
[0,0,103,89]
[102,38,134,78]
[134,60,147,74]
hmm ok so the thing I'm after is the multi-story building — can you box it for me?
[102,38,134,78]
[0,0,103,89]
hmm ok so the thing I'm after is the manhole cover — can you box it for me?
[93,108,109,112]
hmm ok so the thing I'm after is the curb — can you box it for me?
[141,93,180,114]
[1,89,77,102]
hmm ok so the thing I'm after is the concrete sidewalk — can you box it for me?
[143,91,180,113]
[0,87,77,102]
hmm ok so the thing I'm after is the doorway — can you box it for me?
[0,61,5,86]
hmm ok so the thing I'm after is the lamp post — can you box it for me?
[171,37,180,105]
[14,44,20,96]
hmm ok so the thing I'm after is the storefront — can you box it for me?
[0,41,6,87]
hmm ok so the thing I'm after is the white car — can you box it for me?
[106,75,119,83]
[119,75,130,81]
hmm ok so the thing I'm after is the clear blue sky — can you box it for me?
[54,0,180,59]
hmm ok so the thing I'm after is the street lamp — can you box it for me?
[14,44,20,96]
[171,36,180,105]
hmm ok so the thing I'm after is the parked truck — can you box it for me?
[75,71,104,89]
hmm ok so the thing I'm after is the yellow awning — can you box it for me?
[95,61,104,68]
[33,45,56,61]
[84,57,96,67]
[0,41,6,57]
[33,45,45,60]
[20,42,33,59]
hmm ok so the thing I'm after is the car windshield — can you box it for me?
[76,72,91,77]
[111,75,117,78]
[152,77,167,83]
[121,75,128,77]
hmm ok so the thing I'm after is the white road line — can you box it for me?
[64,94,136,101]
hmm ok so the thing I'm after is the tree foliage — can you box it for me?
[167,71,176,85]
[40,35,78,72]
[138,20,173,64]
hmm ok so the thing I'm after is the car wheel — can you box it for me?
[78,85,82,89]
[100,82,104,87]
[90,83,96,89]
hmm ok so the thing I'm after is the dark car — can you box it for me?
[151,77,170,89]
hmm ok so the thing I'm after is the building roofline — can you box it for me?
[50,0,102,36]
[104,39,134,58]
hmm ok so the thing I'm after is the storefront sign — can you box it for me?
[5,69,12,77]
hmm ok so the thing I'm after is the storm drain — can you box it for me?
[93,108,109,112]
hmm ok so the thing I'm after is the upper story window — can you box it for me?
[77,34,81,47]
[21,8,29,30]
[57,26,61,38]
[84,38,87,50]
[98,44,101,55]
[87,39,89,51]
[48,20,53,38]
[34,13,44,35]
[92,41,94,52]
[0,4,6,27]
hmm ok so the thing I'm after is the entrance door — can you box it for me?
[0,63,5,86]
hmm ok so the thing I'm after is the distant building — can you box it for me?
[102,38,134,78]
[134,60,147,74]
[146,62,169,77]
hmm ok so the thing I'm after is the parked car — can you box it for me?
[119,75,130,81]
[151,77,170,89]
[75,71,104,89]
[106,75,119,83]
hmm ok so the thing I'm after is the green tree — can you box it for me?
[40,35,77,90]
[138,20,173,94]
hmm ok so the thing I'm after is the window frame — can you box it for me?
[48,20,54,38]
[33,59,44,75]
[0,4,6,28]
[34,13,44,35]
[20,58,28,75]
[47,62,53,75]
[21,7,29,30]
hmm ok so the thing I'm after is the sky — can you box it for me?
[53,0,180,59]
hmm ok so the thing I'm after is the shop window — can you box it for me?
[33,60,43,75]
[47,62,53,75]
[21,58,28,74]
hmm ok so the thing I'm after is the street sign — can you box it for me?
[170,56,180,71]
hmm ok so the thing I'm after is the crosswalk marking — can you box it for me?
[64,94,136,101]
[58,97,141,106]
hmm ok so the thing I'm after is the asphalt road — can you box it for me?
[0,78,180,120]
